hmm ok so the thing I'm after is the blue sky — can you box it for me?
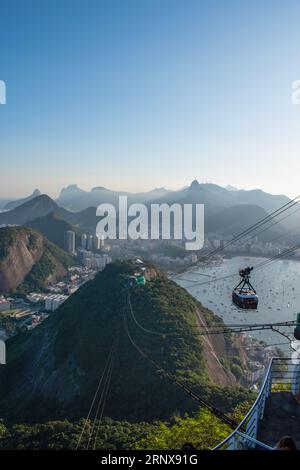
[0,0,300,198]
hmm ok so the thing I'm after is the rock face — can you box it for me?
[0,228,43,292]
[0,227,73,293]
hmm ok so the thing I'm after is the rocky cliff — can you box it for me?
[0,227,74,293]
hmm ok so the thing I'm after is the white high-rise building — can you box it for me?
[94,235,101,250]
[45,294,68,312]
[64,230,76,254]
[87,234,94,250]
[81,233,88,249]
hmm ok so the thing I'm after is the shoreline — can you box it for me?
[172,252,300,279]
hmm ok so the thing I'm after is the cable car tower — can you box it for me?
[232,267,258,309]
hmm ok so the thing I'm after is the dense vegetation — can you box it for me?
[0,403,251,450]
[0,227,38,260]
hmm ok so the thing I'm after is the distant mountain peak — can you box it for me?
[151,187,168,192]
[32,189,41,196]
[91,186,109,192]
[58,185,86,199]
[189,179,201,190]
[0,193,73,227]
[66,184,80,190]
[36,194,56,203]
[4,189,42,211]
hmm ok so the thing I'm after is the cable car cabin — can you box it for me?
[135,275,146,286]
[294,313,300,340]
[232,267,258,310]
[232,289,258,309]
[294,327,300,341]
[124,274,146,288]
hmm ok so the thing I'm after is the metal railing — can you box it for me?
[213,357,300,450]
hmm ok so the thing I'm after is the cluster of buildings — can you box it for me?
[0,292,69,335]
[0,264,99,337]
[43,266,96,296]
[76,249,112,269]
[239,334,283,386]
[3,293,68,314]
[0,247,109,337]
[203,235,296,260]
[80,233,103,251]
[64,230,105,255]
[149,253,198,269]
[45,294,68,312]
[247,361,266,384]
[0,296,11,312]
[0,297,48,335]
[26,293,45,304]
[63,230,112,270]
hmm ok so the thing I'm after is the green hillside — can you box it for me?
[0,407,245,450]
[0,260,251,425]
[0,226,38,261]
[26,212,82,250]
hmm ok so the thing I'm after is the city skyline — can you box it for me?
[1,0,300,198]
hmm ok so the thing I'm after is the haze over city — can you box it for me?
[1,0,300,198]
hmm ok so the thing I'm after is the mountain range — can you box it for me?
[0,195,71,226]
[56,181,292,218]
[2,181,291,214]
[0,181,297,241]
[57,184,171,211]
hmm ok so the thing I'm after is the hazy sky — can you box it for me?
[1,0,300,198]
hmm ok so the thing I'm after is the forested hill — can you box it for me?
[0,260,251,423]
